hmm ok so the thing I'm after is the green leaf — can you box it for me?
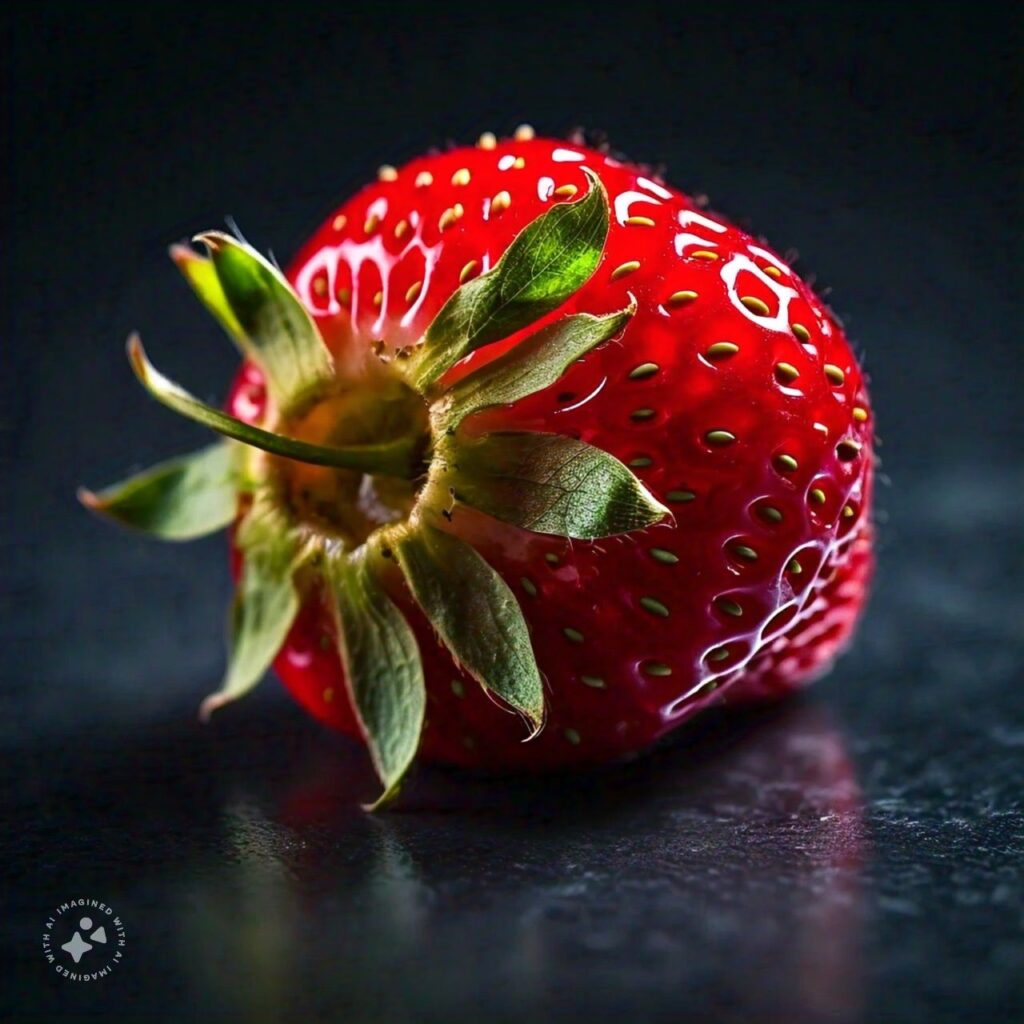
[409,168,610,391]
[199,497,304,720]
[78,441,240,540]
[392,523,544,732]
[327,545,425,810]
[444,432,669,540]
[436,299,635,431]
[169,244,246,345]
[127,334,420,478]
[195,230,334,413]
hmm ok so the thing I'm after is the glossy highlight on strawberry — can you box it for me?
[82,127,874,804]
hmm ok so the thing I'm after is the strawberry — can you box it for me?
[81,128,873,806]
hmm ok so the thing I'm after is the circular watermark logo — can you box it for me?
[42,899,127,981]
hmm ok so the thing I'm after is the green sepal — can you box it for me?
[169,244,246,345]
[78,441,241,541]
[199,495,307,720]
[194,230,334,414]
[409,168,610,391]
[443,432,669,540]
[326,543,426,810]
[435,298,636,431]
[392,522,544,733]
[127,334,420,477]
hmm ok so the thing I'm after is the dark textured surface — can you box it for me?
[3,4,1022,1022]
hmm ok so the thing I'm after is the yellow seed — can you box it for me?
[405,281,423,304]
[853,406,869,422]
[631,408,656,421]
[842,504,856,518]
[513,156,526,169]
[451,679,465,697]
[762,265,782,278]
[323,687,334,703]
[514,123,535,141]
[394,219,409,239]
[824,364,846,385]
[626,215,656,227]
[717,597,743,617]
[415,170,434,187]
[775,362,800,383]
[667,289,699,306]
[691,249,719,260]
[792,323,811,343]
[650,548,679,564]
[809,488,827,505]
[373,290,383,308]
[331,214,347,231]
[491,190,511,214]
[640,596,670,618]
[836,439,862,461]
[521,577,537,597]
[477,132,497,150]
[377,164,398,182]
[706,341,739,360]
[706,429,736,446]
[438,205,462,231]
[707,646,730,662]
[554,184,578,198]
[581,675,606,688]
[628,362,659,380]
[666,490,696,503]
[565,728,582,746]
[644,662,673,677]
[336,286,351,305]
[740,295,770,316]
[312,277,327,297]
[451,167,471,186]
[611,260,641,280]
[564,627,584,644]
[459,259,479,283]
[759,505,783,523]
[364,213,380,235]
[788,558,802,574]
[775,453,799,472]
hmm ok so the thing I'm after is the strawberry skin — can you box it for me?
[224,134,873,770]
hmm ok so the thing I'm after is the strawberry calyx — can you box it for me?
[126,333,428,480]
[80,170,668,806]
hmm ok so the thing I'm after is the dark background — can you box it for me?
[3,3,1022,1022]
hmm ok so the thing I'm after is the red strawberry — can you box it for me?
[81,128,873,805]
